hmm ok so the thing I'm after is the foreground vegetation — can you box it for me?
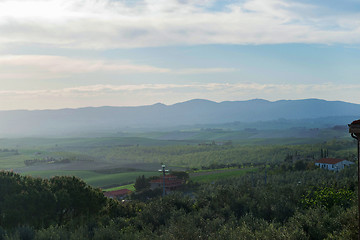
[0,134,358,239]
[0,160,357,239]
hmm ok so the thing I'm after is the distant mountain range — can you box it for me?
[1,98,360,137]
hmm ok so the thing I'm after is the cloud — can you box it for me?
[1,82,358,95]
[0,0,359,49]
[0,55,240,80]
[1,82,360,110]
[0,55,170,80]
[174,68,237,74]
[0,84,197,97]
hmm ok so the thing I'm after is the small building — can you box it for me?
[150,175,184,193]
[103,189,132,200]
[315,158,354,171]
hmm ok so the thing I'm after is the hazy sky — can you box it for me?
[1,0,360,110]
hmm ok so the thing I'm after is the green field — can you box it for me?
[0,137,198,150]
[0,154,35,169]
[190,168,258,183]
[103,183,135,192]
[0,134,356,191]
[22,170,158,188]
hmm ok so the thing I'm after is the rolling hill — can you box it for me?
[0,98,359,137]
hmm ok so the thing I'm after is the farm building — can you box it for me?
[103,189,132,200]
[315,158,354,171]
[150,175,184,193]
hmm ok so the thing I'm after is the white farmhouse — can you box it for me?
[315,158,354,171]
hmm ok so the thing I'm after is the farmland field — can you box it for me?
[103,183,136,192]
[190,168,258,183]
[22,170,157,188]
[0,133,356,189]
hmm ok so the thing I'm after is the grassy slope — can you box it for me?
[190,168,258,183]
[22,170,158,188]
[0,154,35,169]
[103,184,135,192]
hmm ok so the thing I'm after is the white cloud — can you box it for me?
[0,55,240,80]
[0,55,170,80]
[0,0,359,49]
[2,82,358,96]
[175,68,237,74]
[1,82,360,110]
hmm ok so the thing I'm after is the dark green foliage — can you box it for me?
[0,171,106,230]
[0,226,4,240]
[301,186,353,209]
[134,175,150,192]
[16,226,35,240]
[49,176,106,224]
[34,225,69,240]
[326,205,358,239]
[169,171,189,180]
[294,160,307,171]
[130,188,162,201]
[0,172,56,229]
[135,193,194,231]
[287,207,343,240]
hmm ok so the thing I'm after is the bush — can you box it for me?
[0,226,5,240]
[34,226,68,240]
[16,226,35,240]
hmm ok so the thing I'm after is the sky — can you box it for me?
[1,0,360,110]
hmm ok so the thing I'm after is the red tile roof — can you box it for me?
[104,189,132,198]
[315,158,344,164]
[351,119,360,125]
[150,175,184,187]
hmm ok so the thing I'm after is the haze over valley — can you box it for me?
[0,98,358,137]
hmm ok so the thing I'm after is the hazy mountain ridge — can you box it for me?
[0,98,359,137]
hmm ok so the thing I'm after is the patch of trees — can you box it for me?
[24,157,71,166]
[320,148,329,158]
[0,148,18,153]
[134,175,150,192]
[301,186,353,209]
[133,172,189,200]
[0,149,18,155]
[0,171,106,230]
[200,162,265,170]
[170,171,189,180]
